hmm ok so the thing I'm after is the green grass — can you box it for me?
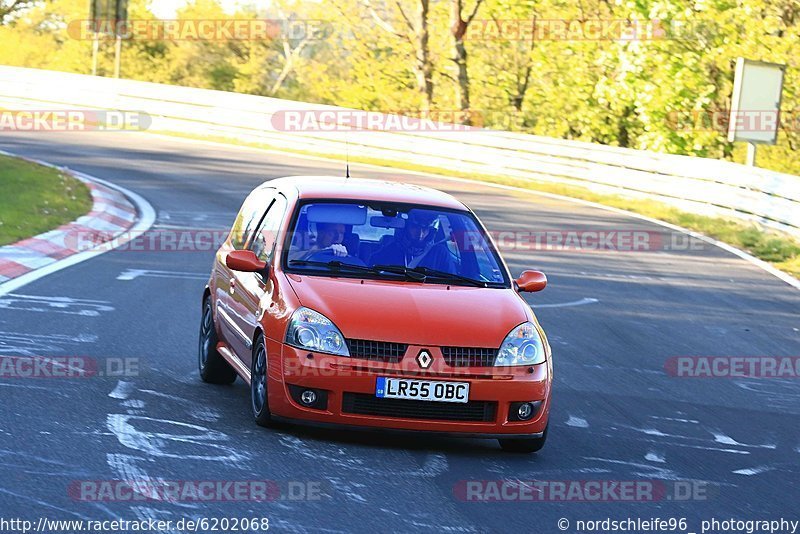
[0,155,93,246]
[155,129,800,280]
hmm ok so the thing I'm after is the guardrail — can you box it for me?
[1,65,798,238]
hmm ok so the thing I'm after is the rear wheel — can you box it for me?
[499,424,548,453]
[251,333,274,427]
[198,296,237,385]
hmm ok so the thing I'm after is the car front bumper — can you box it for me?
[264,339,552,437]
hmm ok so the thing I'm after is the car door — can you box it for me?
[216,187,275,356]
[228,193,288,362]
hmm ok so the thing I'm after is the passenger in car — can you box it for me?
[290,222,348,260]
[369,211,455,271]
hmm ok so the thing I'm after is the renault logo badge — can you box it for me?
[416,349,433,369]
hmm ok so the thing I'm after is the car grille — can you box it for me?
[342,393,496,422]
[441,346,499,367]
[346,339,408,363]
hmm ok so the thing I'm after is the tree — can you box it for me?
[363,0,437,111]
[449,0,483,122]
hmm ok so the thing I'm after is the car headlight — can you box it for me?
[285,307,350,356]
[494,322,546,366]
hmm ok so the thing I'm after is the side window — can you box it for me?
[229,188,274,249]
[250,194,288,262]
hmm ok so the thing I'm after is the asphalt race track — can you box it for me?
[1,131,799,533]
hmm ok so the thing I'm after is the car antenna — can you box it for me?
[345,135,351,179]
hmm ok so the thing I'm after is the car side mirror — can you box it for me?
[226,250,267,273]
[515,270,547,292]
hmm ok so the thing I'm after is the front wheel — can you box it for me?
[198,296,237,385]
[251,333,274,427]
[498,424,548,453]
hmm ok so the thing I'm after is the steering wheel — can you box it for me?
[305,248,368,267]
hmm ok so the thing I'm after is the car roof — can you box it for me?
[266,176,467,210]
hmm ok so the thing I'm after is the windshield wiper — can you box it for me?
[288,260,377,274]
[372,264,488,287]
[290,260,493,287]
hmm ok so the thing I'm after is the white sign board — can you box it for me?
[728,57,786,145]
[727,58,785,144]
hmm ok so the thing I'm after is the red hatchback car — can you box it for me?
[199,177,552,452]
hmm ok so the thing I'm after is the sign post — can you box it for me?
[727,58,786,168]
[91,32,99,76]
[89,0,128,77]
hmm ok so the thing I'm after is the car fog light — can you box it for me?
[300,389,317,406]
[517,402,534,420]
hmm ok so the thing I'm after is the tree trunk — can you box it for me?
[451,0,483,124]
[453,39,470,117]
[416,0,434,111]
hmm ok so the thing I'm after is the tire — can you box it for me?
[198,296,237,385]
[250,333,274,427]
[498,424,548,453]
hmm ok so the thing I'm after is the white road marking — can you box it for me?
[191,407,221,423]
[324,476,368,504]
[565,415,589,428]
[108,381,134,400]
[534,297,599,309]
[106,453,166,502]
[582,457,680,480]
[116,269,208,282]
[278,435,448,478]
[638,427,669,437]
[650,416,700,424]
[617,424,760,455]
[106,414,246,461]
[733,466,773,476]
[0,331,97,356]
[420,454,449,477]
[711,431,776,449]
[0,294,114,317]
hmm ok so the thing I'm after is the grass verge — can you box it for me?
[0,154,93,246]
[155,130,800,280]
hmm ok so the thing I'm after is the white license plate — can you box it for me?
[375,377,470,403]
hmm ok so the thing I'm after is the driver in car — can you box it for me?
[290,222,348,260]
[369,210,454,271]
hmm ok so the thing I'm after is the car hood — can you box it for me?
[285,274,530,347]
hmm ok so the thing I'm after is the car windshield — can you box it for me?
[283,201,508,287]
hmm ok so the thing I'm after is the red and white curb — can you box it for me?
[0,151,155,295]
